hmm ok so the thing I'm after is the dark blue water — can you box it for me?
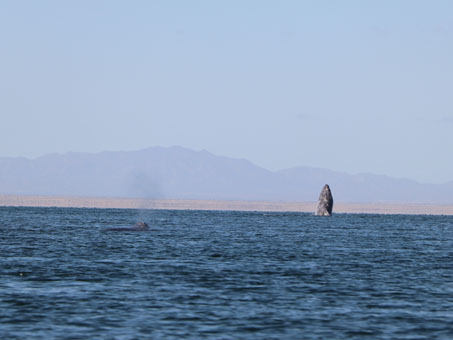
[1,207,453,339]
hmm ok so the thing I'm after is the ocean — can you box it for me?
[1,206,453,339]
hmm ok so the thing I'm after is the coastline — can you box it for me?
[1,194,453,215]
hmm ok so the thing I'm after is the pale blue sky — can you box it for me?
[1,1,452,183]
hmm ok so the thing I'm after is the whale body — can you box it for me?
[104,222,150,231]
[316,184,333,216]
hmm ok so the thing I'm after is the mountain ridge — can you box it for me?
[0,146,451,204]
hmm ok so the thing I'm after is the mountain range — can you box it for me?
[1,146,452,204]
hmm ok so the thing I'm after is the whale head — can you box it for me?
[316,184,334,216]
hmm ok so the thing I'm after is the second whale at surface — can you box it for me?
[103,222,150,232]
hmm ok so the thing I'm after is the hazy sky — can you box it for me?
[1,1,452,183]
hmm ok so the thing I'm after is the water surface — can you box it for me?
[1,207,453,339]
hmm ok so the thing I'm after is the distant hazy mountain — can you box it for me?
[1,146,452,203]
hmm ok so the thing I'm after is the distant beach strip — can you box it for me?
[1,194,453,215]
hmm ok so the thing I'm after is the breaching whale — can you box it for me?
[103,222,150,231]
[316,184,333,216]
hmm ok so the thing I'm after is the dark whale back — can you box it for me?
[104,222,150,231]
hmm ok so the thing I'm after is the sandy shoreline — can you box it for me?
[1,194,453,215]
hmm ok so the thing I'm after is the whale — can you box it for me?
[103,222,150,231]
[315,184,333,216]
